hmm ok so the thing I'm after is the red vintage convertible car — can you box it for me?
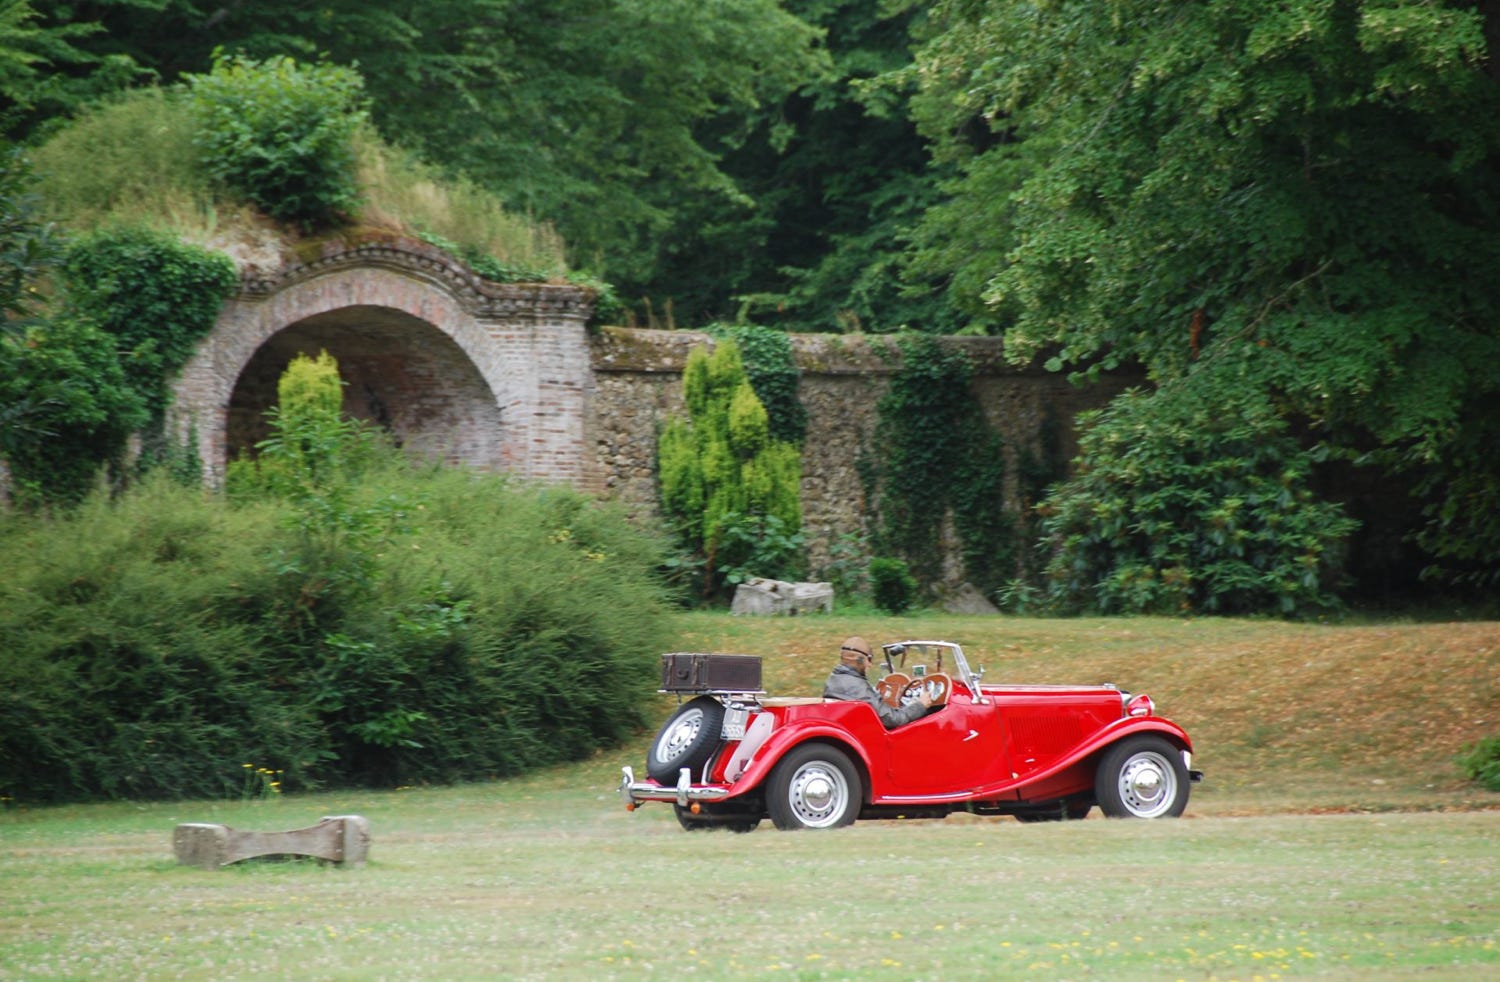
[619,641,1201,831]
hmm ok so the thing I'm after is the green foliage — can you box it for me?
[0,314,147,506]
[907,0,1500,586]
[657,0,960,333]
[0,142,53,318]
[0,147,146,506]
[714,513,807,589]
[0,464,673,804]
[20,0,827,302]
[872,334,1012,596]
[1,220,234,506]
[868,557,917,615]
[658,339,804,597]
[1038,386,1358,618]
[355,130,567,275]
[61,225,237,421]
[709,323,807,443]
[186,53,367,230]
[1456,736,1500,793]
[226,351,393,627]
[415,231,554,285]
[0,0,136,139]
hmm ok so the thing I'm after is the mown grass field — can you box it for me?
[3,613,1498,980]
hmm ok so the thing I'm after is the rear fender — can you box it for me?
[727,721,873,797]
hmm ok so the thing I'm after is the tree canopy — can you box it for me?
[906,0,1500,588]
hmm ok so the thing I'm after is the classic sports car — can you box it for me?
[620,641,1201,831]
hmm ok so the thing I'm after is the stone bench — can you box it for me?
[173,815,370,869]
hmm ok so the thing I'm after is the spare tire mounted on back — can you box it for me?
[647,696,725,783]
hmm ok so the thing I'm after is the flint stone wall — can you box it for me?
[588,328,1132,572]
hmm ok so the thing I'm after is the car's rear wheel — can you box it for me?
[1095,735,1189,819]
[647,696,725,783]
[767,744,862,830]
[673,803,761,834]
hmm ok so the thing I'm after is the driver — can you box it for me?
[823,636,933,728]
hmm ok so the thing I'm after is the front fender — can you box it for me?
[1044,717,1193,781]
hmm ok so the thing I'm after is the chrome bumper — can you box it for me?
[619,766,733,808]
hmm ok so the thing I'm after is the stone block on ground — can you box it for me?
[173,815,370,869]
[730,577,834,616]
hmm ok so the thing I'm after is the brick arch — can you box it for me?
[170,239,596,488]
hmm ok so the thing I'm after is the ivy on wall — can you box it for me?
[871,334,1013,598]
[708,323,806,444]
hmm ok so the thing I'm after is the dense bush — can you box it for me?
[0,467,673,804]
[708,323,807,444]
[186,54,366,229]
[1037,386,1358,617]
[1456,737,1500,793]
[868,557,918,615]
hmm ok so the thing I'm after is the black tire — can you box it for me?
[1094,735,1190,819]
[674,804,762,834]
[1014,799,1092,823]
[766,743,862,831]
[647,697,725,783]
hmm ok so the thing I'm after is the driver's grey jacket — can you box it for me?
[822,664,928,729]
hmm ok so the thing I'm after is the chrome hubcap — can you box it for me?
[654,709,703,763]
[1117,751,1176,818]
[788,762,849,828]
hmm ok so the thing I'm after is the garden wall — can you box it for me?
[588,328,1133,573]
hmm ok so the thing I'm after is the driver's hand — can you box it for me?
[918,690,935,708]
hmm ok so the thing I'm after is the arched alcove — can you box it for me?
[228,306,505,469]
[168,238,596,488]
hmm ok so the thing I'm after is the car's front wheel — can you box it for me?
[647,696,725,783]
[1095,735,1190,819]
[767,743,862,830]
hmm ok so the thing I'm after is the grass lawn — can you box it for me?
[3,613,1498,980]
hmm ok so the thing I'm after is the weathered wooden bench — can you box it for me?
[173,815,370,869]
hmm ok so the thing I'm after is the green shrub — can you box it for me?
[658,339,803,598]
[1457,737,1500,793]
[869,557,918,615]
[0,314,147,507]
[0,464,673,803]
[709,323,807,444]
[186,54,367,229]
[1037,386,1358,617]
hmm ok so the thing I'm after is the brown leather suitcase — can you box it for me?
[659,653,763,693]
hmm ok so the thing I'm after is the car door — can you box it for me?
[884,694,1010,796]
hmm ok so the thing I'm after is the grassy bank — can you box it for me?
[2,613,1498,979]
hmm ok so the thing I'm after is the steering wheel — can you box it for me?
[900,673,951,708]
[875,673,911,708]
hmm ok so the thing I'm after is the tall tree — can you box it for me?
[22,0,825,291]
[649,0,964,333]
[908,0,1500,587]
